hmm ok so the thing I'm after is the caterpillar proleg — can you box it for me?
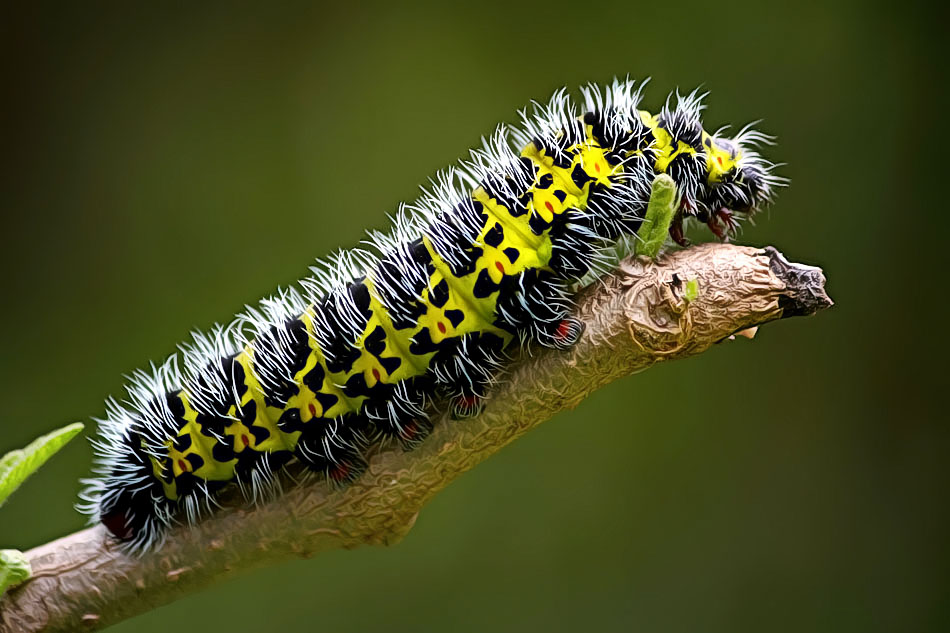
[78,79,784,552]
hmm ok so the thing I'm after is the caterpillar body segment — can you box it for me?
[79,79,783,552]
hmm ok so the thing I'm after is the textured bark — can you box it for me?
[0,243,831,633]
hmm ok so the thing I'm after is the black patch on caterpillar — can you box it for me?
[548,216,598,279]
[235,396,257,428]
[211,439,236,464]
[377,239,433,330]
[343,370,387,399]
[586,182,640,240]
[166,393,186,419]
[429,278,450,308]
[380,355,401,375]
[375,237,434,325]
[264,380,300,410]
[473,269,501,299]
[657,110,703,151]
[665,152,707,204]
[99,428,169,541]
[249,424,271,445]
[277,407,303,433]
[449,247,482,277]
[314,391,339,414]
[362,325,388,357]
[186,353,247,419]
[482,177,529,218]
[362,375,433,439]
[318,296,364,374]
[172,432,192,452]
[185,452,205,472]
[427,200,488,277]
[571,163,593,189]
[169,470,199,499]
[285,319,311,374]
[409,327,451,356]
[598,109,651,153]
[194,411,229,438]
[302,362,325,394]
[584,111,634,161]
[390,299,428,330]
[428,331,507,402]
[483,223,504,248]
[293,412,371,472]
[528,210,551,236]
[531,137,572,169]
[444,309,465,328]
[493,269,571,332]
[516,156,539,184]
[234,447,293,483]
[257,320,312,406]
[226,355,249,398]
[347,280,373,317]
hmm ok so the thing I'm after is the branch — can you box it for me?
[0,243,831,633]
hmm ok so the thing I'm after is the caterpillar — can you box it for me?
[78,79,783,553]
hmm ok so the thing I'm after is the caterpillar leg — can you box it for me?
[397,417,435,451]
[95,427,172,547]
[533,317,585,350]
[292,414,370,486]
[451,393,485,420]
[706,207,737,241]
[429,332,506,420]
[669,216,689,247]
[234,448,294,503]
[548,212,601,280]
[358,376,435,449]
[493,269,583,351]
[326,453,368,486]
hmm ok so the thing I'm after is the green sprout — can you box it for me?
[0,421,84,595]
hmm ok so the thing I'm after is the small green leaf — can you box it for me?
[684,279,699,303]
[0,549,31,595]
[636,174,678,259]
[0,422,84,507]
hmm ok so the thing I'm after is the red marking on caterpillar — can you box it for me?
[554,319,572,342]
[329,463,351,484]
[102,511,133,541]
[458,395,479,408]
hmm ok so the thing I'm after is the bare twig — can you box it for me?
[0,243,831,633]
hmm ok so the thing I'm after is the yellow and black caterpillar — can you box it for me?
[79,79,782,552]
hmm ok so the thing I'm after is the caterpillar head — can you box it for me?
[701,127,784,220]
[648,89,784,244]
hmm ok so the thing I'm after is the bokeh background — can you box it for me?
[1,2,946,631]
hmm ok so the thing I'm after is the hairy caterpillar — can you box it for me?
[78,79,783,552]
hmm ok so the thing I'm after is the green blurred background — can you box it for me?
[1,1,946,631]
